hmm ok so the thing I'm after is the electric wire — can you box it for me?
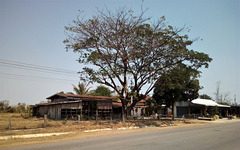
[0,59,78,75]
[0,72,77,81]
[0,64,78,77]
[0,59,80,83]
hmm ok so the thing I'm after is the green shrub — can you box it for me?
[62,118,67,125]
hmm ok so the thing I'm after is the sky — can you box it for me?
[0,0,239,105]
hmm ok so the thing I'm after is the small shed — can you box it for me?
[175,99,231,118]
[191,98,230,117]
[191,99,230,107]
[32,93,113,120]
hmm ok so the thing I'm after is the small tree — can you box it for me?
[214,81,231,105]
[199,94,212,99]
[73,82,92,95]
[58,91,65,94]
[0,100,10,112]
[95,85,112,97]
[214,81,221,102]
[144,97,161,116]
[153,64,201,120]
[16,103,26,113]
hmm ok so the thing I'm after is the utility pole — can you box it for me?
[234,95,237,105]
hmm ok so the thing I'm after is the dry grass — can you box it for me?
[0,113,45,130]
[0,113,176,132]
[0,113,193,147]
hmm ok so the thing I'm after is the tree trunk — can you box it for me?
[120,97,141,122]
[172,102,175,121]
[188,101,191,116]
[121,98,131,122]
[122,106,127,122]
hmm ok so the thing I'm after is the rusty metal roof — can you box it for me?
[46,93,114,101]
[31,100,82,107]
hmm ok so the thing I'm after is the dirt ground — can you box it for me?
[0,113,211,148]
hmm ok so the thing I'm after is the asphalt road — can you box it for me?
[4,121,240,150]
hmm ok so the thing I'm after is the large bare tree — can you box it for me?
[64,8,212,121]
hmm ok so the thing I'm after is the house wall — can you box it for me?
[34,94,114,120]
[97,101,112,109]
[36,106,49,117]
[36,102,83,120]
[176,107,189,117]
[131,107,145,117]
[175,101,189,107]
[51,98,68,103]
[36,105,61,120]
[174,101,190,117]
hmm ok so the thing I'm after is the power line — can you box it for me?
[0,72,79,82]
[0,59,79,75]
[0,64,78,77]
[0,59,82,84]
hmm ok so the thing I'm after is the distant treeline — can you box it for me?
[0,100,31,113]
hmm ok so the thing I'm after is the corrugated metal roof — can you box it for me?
[32,100,82,107]
[46,93,113,101]
[192,99,230,107]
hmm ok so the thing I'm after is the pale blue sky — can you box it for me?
[0,0,239,105]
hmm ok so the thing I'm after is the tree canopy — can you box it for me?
[73,82,91,95]
[95,85,112,97]
[64,7,212,121]
[0,100,30,114]
[199,94,212,100]
[153,64,202,120]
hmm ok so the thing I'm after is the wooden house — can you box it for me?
[32,93,113,120]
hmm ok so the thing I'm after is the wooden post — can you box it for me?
[110,109,112,123]
[204,106,207,117]
[9,118,11,130]
[96,109,98,124]
[78,115,81,123]
[44,115,47,128]
[80,109,83,120]
[88,103,90,120]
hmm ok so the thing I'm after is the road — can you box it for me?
[4,121,240,150]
